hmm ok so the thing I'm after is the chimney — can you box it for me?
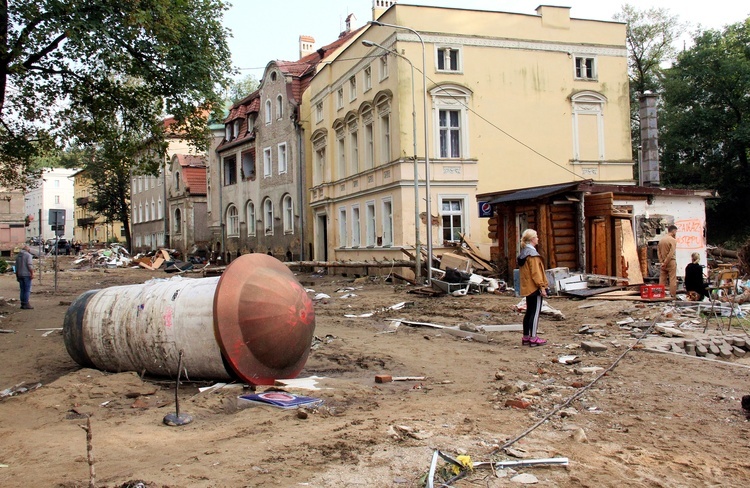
[345,13,356,33]
[299,35,315,59]
[639,92,660,187]
[372,0,396,21]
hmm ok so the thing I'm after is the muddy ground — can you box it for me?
[0,256,749,487]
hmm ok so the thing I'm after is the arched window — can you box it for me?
[570,91,607,161]
[157,197,163,219]
[276,94,283,119]
[263,198,274,235]
[150,199,155,222]
[174,208,182,234]
[246,201,256,236]
[283,195,293,234]
[265,100,272,124]
[174,171,180,192]
[226,204,239,236]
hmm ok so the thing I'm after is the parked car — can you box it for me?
[45,238,70,255]
[27,237,43,247]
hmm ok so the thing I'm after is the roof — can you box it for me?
[479,180,717,205]
[172,154,207,195]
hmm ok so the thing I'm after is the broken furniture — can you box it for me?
[63,254,316,385]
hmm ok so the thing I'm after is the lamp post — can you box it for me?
[369,20,432,284]
[361,39,421,283]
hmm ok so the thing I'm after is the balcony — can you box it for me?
[76,196,91,206]
[77,217,97,227]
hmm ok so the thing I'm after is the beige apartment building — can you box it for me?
[304,2,633,273]
[72,170,126,246]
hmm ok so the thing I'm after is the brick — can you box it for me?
[375,375,393,383]
[505,398,532,409]
[581,341,608,353]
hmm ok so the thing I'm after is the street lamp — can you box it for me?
[361,39,422,283]
[368,20,433,285]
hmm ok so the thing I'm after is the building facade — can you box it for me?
[24,168,77,242]
[0,187,26,256]
[210,29,361,263]
[304,3,633,275]
[168,154,209,257]
[72,170,126,246]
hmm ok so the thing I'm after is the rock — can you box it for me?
[719,346,733,359]
[502,384,522,394]
[696,344,708,357]
[571,428,588,443]
[559,407,579,418]
[732,346,746,358]
[705,353,717,360]
[670,343,685,354]
[510,473,539,484]
[296,409,308,420]
[505,399,532,409]
[581,341,608,353]
[524,388,542,396]
[494,371,506,381]
[709,343,721,356]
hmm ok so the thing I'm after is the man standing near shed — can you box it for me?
[658,225,678,297]
[15,245,34,309]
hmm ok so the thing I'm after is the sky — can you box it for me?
[222,0,750,79]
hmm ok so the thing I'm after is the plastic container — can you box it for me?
[640,284,665,299]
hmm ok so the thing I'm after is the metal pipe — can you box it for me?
[63,254,316,385]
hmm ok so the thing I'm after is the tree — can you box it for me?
[0,0,233,190]
[226,74,260,105]
[660,19,750,243]
[613,4,684,169]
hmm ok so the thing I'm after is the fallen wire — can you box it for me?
[491,314,661,455]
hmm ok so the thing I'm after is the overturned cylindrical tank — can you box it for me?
[63,254,315,385]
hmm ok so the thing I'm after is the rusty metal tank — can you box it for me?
[63,254,315,385]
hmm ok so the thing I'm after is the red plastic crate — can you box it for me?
[640,284,665,299]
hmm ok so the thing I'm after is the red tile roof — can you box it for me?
[174,154,207,195]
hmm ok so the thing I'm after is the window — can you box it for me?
[439,110,461,158]
[225,124,232,141]
[339,208,348,247]
[150,176,154,189]
[53,179,60,188]
[351,206,361,247]
[379,54,388,80]
[349,76,357,101]
[316,102,323,123]
[133,178,137,194]
[441,198,465,243]
[174,171,181,191]
[246,201,256,236]
[241,150,256,180]
[139,203,143,223]
[364,65,372,91]
[54,195,60,204]
[157,197,163,219]
[263,198,274,235]
[133,204,138,224]
[436,46,461,72]
[226,205,239,236]
[263,148,272,177]
[276,95,283,119]
[382,199,393,246]
[380,114,390,164]
[174,207,182,234]
[233,119,240,138]
[145,201,150,221]
[151,200,155,221]
[336,87,344,110]
[575,56,596,80]
[364,122,374,170]
[337,131,346,179]
[312,130,327,187]
[349,129,359,175]
[223,157,237,185]
[283,195,293,234]
[265,99,272,124]
[365,202,376,246]
[247,114,255,133]
[278,143,288,174]
[571,91,606,161]
[431,85,471,159]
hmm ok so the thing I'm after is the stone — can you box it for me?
[705,353,717,360]
[719,346,733,359]
[696,344,708,356]
[571,428,588,443]
[559,407,579,418]
[510,473,539,484]
[670,343,685,353]
[581,341,608,353]
[732,346,746,358]
[505,399,532,409]
[495,371,506,381]
[734,338,746,348]
[709,343,721,356]
[524,388,542,396]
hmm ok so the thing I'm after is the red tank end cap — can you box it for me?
[213,254,316,385]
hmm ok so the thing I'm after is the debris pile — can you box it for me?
[132,248,201,273]
[652,335,750,360]
[72,244,131,268]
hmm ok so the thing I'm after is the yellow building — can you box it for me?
[72,170,126,247]
[304,3,633,274]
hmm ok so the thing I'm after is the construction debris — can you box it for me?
[72,243,132,268]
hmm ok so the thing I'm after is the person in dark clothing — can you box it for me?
[684,252,708,301]
[517,229,549,347]
[15,245,34,309]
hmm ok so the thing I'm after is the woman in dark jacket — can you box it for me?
[684,252,708,300]
[517,229,549,346]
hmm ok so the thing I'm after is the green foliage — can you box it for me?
[0,259,8,274]
[226,74,260,105]
[661,18,750,243]
[0,1,233,190]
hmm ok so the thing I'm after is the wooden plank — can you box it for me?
[552,220,574,229]
[161,249,170,261]
[553,244,576,254]
[553,236,576,245]
[620,219,644,285]
[151,257,165,269]
[556,253,577,261]
[551,212,573,221]
[555,228,576,237]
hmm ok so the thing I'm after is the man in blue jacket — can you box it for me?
[15,245,34,309]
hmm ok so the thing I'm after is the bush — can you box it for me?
[0,260,8,274]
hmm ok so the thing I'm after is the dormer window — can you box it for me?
[225,124,232,141]
[233,120,240,138]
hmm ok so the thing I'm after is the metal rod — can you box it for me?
[174,349,184,417]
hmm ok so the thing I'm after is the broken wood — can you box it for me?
[375,375,425,383]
